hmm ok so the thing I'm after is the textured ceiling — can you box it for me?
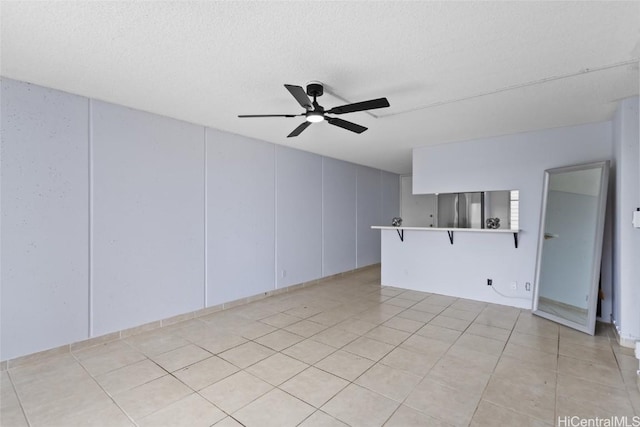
[2,1,639,174]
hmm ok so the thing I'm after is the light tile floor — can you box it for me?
[1,267,639,426]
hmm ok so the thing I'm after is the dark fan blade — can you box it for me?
[238,114,298,118]
[326,97,390,115]
[287,121,312,138]
[284,85,313,110]
[326,117,367,134]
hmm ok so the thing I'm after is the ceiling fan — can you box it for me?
[238,82,390,138]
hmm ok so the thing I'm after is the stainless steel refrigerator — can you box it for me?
[437,192,484,228]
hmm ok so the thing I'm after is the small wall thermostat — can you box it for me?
[633,208,640,228]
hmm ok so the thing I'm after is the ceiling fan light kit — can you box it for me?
[306,111,324,123]
[238,81,390,138]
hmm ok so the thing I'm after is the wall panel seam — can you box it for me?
[274,147,279,289]
[88,98,94,337]
[203,127,208,307]
[355,167,359,267]
[321,157,325,277]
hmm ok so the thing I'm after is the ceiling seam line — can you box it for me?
[379,58,640,118]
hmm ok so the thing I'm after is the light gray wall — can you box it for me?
[0,78,399,360]
[386,122,613,309]
[276,146,323,287]
[205,129,275,306]
[612,96,640,343]
[400,176,437,227]
[91,101,205,336]
[381,171,400,226]
[357,165,383,267]
[381,229,527,306]
[322,158,357,276]
[1,79,90,358]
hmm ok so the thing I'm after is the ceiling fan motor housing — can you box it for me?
[306,82,324,98]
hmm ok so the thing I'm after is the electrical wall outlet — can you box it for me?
[487,279,492,286]
[633,209,640,228]
[525,282,531,291]
[510,281,517,290]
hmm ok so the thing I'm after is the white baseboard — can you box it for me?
[612,319,638,349]
[2,264,381,370]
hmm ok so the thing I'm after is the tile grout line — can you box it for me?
[275,292,459,425]
[336,292,498,424]
[469,310,521,425]
[203,282,391,423]
[5,370,31,427]
[67,349,140,427]
[388,300,482,425]
[481,310,564,424]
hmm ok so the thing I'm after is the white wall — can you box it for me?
[385,122,613,309]
[1,80,90,359]
[0,78,399,360]
[612,96,640,343]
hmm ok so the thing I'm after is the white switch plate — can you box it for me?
[633,210,640,228]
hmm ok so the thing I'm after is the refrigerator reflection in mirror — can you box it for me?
[436,190,518,230]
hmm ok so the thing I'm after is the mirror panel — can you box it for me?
[437,191,518,230]
[533,161,609,334]
[399,179,519,230]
